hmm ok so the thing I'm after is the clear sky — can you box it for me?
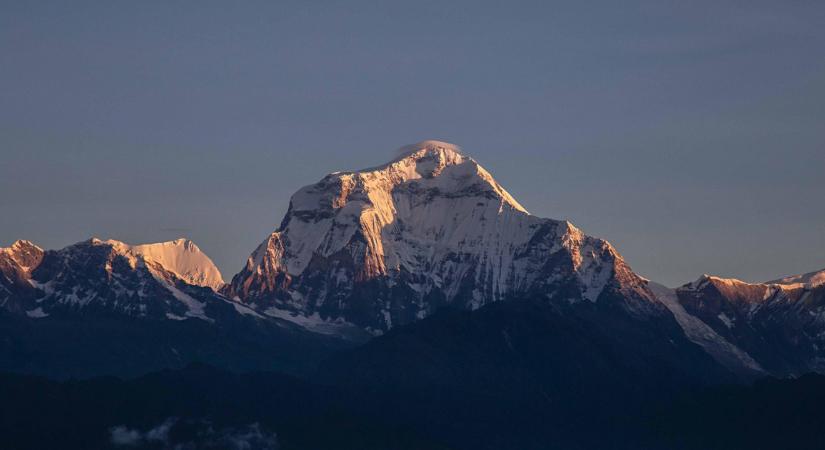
[2,0,824,287]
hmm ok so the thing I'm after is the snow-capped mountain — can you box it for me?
[647,281,765,377]
[1,237,239,321]
[0,237,357,378]
[4,140,823,383]
[649,270,825,377]
[227,141,666,333]
[768,267,825,289]
[124,238,225,290]
[0,240,45,311]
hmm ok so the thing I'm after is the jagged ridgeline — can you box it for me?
[3,140,825,382]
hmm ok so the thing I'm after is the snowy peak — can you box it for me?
[767,268,825,289]
[128,238,225,290]
[673,268,825,376]
[683,268,825,306]
[5,239,41,252]
[1,240,44,272]
[685,274,751,291]
[1,240,46,311]
[685,266,825,293]
[647,281,764,376]
[83,237,225,290]
[1,237,231,321]
[262,140,531,278]
[290,140,526,217]
[229,141,657,333]
[394,140,464,159]
[380,140,526,213]
[682,274,776,305]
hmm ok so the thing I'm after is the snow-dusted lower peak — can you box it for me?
[228,141,657,332]
[81,238,224,290]
[1,237,233,323]
[648,281,763,375]
[127,239,225,290]
[682,274,779,304]
[687,267,825,294]
[1,240,44,273]
[675,271,825,377]
[0,240,46,309]
[767,268,825,289]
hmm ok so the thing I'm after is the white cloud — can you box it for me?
[109,418,278,449]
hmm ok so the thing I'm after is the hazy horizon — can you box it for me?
[2,1,824,287]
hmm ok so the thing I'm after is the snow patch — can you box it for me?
[25,307,48,318]
[718,312,734,329]
[231,301,265,318]
[263,307,358,336]
[648,282,762,374]
[146,265,212,322]
[768,268,825,290]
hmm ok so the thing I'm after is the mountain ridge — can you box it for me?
[2,140,824,382]
[636,269,825,377]
[1,237,230,320]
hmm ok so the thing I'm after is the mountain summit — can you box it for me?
[108,238,225,290]
[0,237,227,320]
[227,141,659,333]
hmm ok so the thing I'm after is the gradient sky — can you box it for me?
[2,0,824,287]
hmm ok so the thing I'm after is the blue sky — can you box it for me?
[2,0,824,286]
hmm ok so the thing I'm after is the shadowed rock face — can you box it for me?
[674,274,825,376]
[227,141,663,334]
[0,240,45,313]
[1,238,233,321]
[0,238,358,379]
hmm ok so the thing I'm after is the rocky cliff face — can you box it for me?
[672,272,825,376]
[0,240,45,314]
[1,237,239,321]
